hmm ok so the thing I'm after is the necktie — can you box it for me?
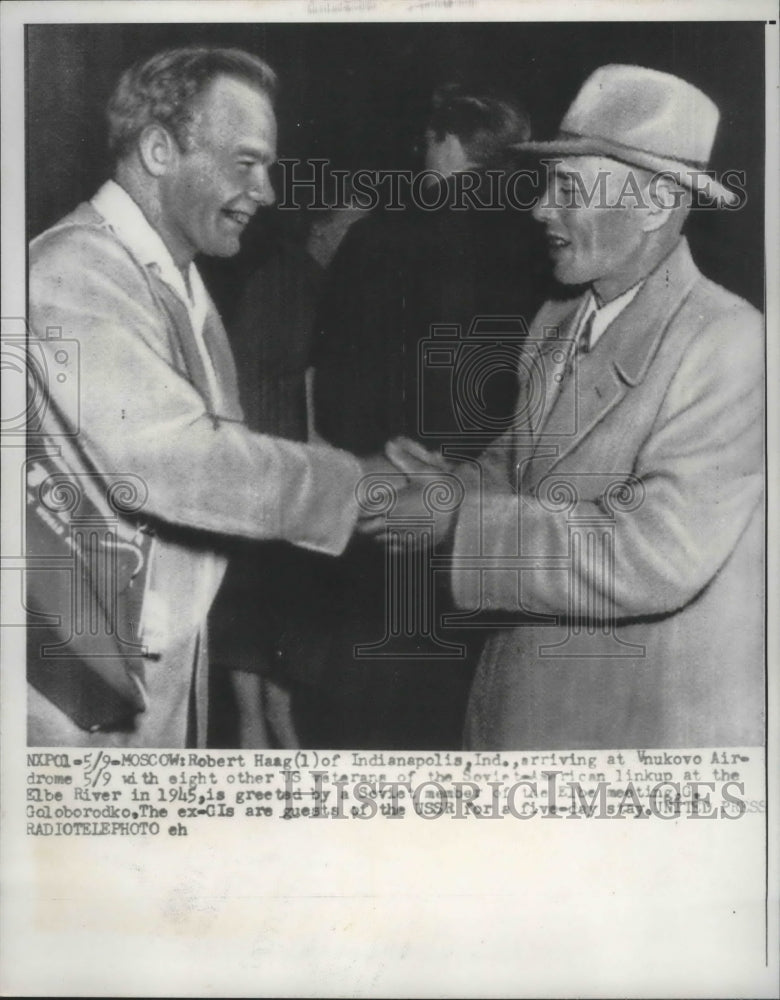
[578,308,597,354]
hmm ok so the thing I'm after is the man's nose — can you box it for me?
[532,192,554,223]
[248,167,275,207]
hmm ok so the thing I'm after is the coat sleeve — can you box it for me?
[451,302,764,618]
[29,224,362,555]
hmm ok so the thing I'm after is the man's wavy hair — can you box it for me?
[106,46,277,160]
[427,82,531,169]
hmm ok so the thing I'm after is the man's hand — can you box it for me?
[355,441,463,548]
[383,436,455,475]
[357,449,409,482]
[357,438,452,482]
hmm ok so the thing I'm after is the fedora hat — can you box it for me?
[513,64,737,205]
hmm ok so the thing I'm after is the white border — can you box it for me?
[2,2,778,997]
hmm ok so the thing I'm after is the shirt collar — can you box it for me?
[91,179,201,306]
[580,281,643,349]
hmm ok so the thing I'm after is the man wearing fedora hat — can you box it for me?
[363,65,764,749]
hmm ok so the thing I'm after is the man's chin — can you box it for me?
[552,261,590,287]
[204,239,243,259]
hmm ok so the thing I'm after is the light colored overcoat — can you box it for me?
[452,239,764,749]
[28,200,361,745]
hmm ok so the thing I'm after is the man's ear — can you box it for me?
[444,133,474,172]
[643,174,685,233]
[429,132,473,174]
[137,124,179,178]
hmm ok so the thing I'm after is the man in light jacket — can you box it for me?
[26,46,385,747]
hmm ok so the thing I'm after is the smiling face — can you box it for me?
[157,74,277,265]
[532,156,653,301]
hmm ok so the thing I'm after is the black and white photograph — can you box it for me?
[20,15,767,752]
[1,1,778,996]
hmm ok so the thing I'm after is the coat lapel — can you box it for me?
[506,299,582,483]
[525,238,701,483]
[80,197,245,423]
[149,274,243,423]
[511,298,580,485]
[201,303,244,423]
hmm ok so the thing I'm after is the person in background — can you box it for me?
[208,182,371,748]
[296,83,549,749]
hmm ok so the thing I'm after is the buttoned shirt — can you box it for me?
[575,281,643,351]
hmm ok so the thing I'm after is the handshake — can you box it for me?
[355,436,465,548]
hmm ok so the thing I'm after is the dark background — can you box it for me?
[26,21,765,308]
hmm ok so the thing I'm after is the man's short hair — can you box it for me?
[106,46,277,160]
[427,82,531,168]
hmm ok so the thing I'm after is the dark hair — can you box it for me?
[427,82,531,168]
[106,46,277,159]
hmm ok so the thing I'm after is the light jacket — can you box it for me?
[27,199,362,739]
